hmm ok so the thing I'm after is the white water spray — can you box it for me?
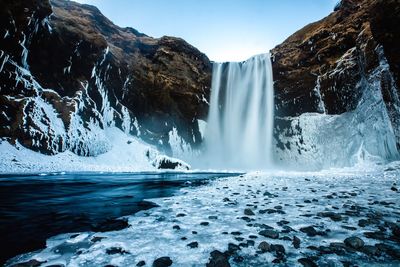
[203,53,274,169]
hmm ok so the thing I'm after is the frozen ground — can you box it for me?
[0,127,189,174]
[7,164,400,267]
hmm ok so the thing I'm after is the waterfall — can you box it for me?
[203,53,274,170]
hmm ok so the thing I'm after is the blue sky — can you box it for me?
[74,0,338,62]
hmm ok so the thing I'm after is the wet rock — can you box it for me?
[246,240,255,246]
[231,231,242,236]
[227,243,241,255]
[91,218,129,232]
[391,186,398,192]
[90,236,105,243]
[187,241,198,248]
[329,242,350,255]
[106,247,129,255]
[232,256,244,263]
[277,220,290,226]
[10,259,44,267]
[136,261,146,266]
[244,208,255,216]
[300,226,317,237]
[258,241,270,252]
[344,237,365,249]
[317,211,343,221]
[153,257,172,267]
[341,225,357,231]
[364,231,386,240]
[360,245,379,257]
[206,250,230,267]
[298,258,318,267]
[176,213,186,217]
[293,236,301,249]
[259,229,279,239]
[172,225,181,230]
[375,243,400,259]
[270,244,286,256]
[200,221,210,226]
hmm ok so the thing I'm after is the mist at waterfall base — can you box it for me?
[200,54,274,170]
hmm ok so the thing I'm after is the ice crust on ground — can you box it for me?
[0,127,189,173]
[7,166,400,266]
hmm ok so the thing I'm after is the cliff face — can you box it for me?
[0,0,211,156]
[271,0,400,168]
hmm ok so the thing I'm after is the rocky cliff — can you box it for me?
[1,0,399,169]
[271,0,400,168]
[0,0,211,158]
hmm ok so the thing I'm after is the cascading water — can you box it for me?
[203,53,274,170]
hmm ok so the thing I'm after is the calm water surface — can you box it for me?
[0,171,240,264]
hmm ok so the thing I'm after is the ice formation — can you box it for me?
[275,46,400,170]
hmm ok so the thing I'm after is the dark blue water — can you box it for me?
[0,171,240,264]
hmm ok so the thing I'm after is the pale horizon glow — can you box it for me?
[73,0,337,62]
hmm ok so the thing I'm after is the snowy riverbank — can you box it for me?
[0,127,190,174]
[7,166,400,266]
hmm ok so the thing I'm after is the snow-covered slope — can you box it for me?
[0,127,190,173]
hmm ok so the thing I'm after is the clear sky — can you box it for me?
[73,0,338,62]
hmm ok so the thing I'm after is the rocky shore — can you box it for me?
[8,165,400,266]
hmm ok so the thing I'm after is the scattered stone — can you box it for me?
[106,247,129,255]
[10,259,44,267]
[206,250,230,267]
[90,236,104,243]
[244,208,255,216]
[317,211,343,221]
[364,231,386,240]
[187,241,198,248]
[341,225,357,231]
[360,245,379,257]
[153,257,172,267]
[246,240,255,246]
[227,243,241,255]
[91,218,129,232]
[176,213,186,217]
[200,222,210,226]
[231,231,242,236]
[300,226,317,237]
[270,244,286,256]
[375,243,400,259]
[391,186,398,192]
[259,229,279,239]
[344,237,365,249]
[172,225,180,230]
[136,260,146,266]
[232,255,244,263]
[258,241,270,252]
[298,258,318,267]
[293,236,301,249]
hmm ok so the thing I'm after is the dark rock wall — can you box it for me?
[271,0,400,165]
[0,0,211,156]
